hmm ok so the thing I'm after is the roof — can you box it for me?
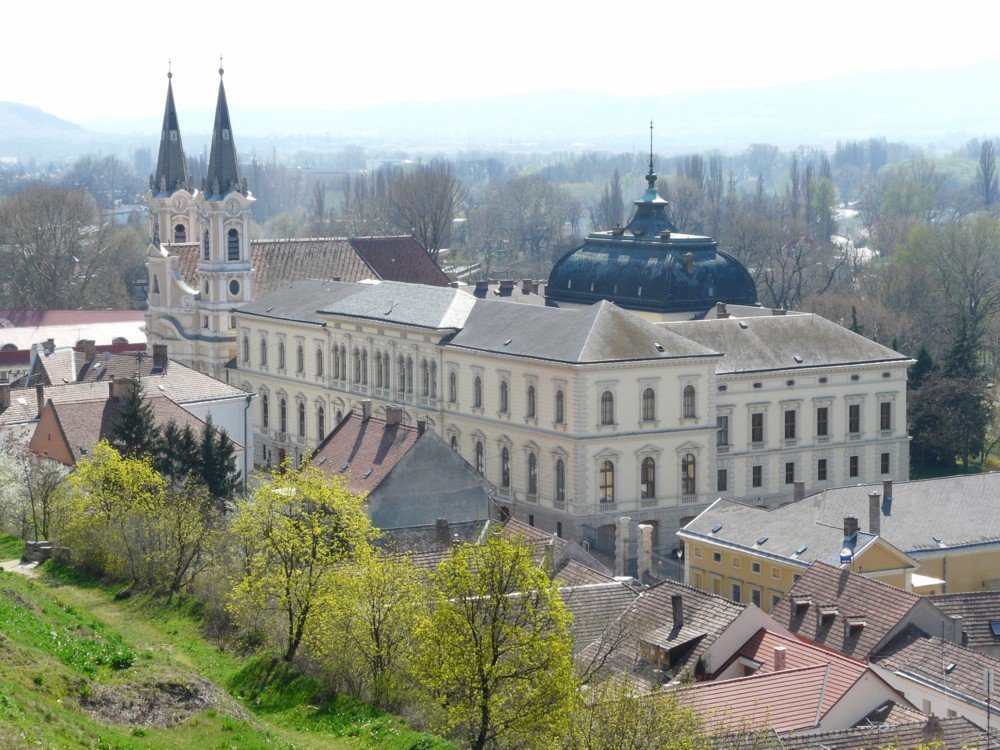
[311,412,420,496]
[447,298,718,364]
[576,578,745,693]
[771,716,999,750]
[376,519,492,570]
[661,314,910,374]
[318,281,476,330]
[237,279,360,325]
[457,280,548,306]
[0,314,146,353]
[203,75,242,199]
[0,311,146,328]
[927,591,1000,652]
[873,625,1000,710]
[771,562,923,659]
[151,77,189,196]
[169,236,448,297]
[560,581,640,654]
[554,558,618,586]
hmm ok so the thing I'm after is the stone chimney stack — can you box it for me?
[43,338,55,352]
[882,480,893,512]
[35,384,45,416]
[637,523,653,581]
[793,481,805,503]
[615,516,631,577]
[474,280,489,295]
[522,279,533,294]
[111,376,135,402]
[384,406,402,425]
[844,516,859,538]
[80,339,96,363]
[671,594,684,627]
[716,301,729,319]
[416,418,426,436]
[152,343,168,368]
[952,615,964,645]
[773,646,787,671]
[498,280,514,296]
[361,399,373,421]
[869,492,881,536]
[0,379,9,410]
[435,518,450,550]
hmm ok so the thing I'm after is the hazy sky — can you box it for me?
[7,0,1000,122]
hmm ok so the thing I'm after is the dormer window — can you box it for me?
[793,595,812,615]
[846,616,867,634]
[819,605,838,624]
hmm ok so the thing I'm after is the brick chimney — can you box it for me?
[152,343,168,368]
[416,418,426,436]
[35,384,45,416]
[79,339,96,363]
[793,481,805,503]
[384,406,402,425]
[671,594,684,628]
[0,379,9,410]
[498,280,514,296]
[474,280,489,296]
[844,516,859,538]
[637,523,653,581]
[869,492,881,536]
[773,645,787,671]
[716,301,729,319]
[435,518,450,550]
[360,399,373,421]
[43,338,55,352]
[521,279,533,294]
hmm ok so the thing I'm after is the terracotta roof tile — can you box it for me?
[927,590,1000,652]
[350,236,450,287]
[773,716,999,750]
[312,412,420,496]
[560,582,640,653]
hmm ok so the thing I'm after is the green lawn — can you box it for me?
[0,561,452,749]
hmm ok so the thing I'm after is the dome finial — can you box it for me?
[647,120,657,190]
[167,59,172,80]
[219,54,224,77]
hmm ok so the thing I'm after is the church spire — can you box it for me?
[204,60,245,199]
[625,121,676,235]
[151,67,190,196]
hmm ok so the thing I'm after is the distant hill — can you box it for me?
[0,101,86,139]
[78,61,1000,154]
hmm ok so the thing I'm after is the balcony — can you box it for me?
[598,501,618,512]
[717,445,730,454]
[878,429,892,438]
[817,435,830,443]
[783,438,798,448]
[848,432,862,441]
[524,493,538,504]
[553,500,566,511]
[640,497,659,509]
[750,441,765,451]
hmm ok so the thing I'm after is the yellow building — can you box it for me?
[678,474,1000,603]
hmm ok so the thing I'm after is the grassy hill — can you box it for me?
[0,536,450,749]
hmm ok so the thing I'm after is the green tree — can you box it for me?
[198,416,241,507]
[910,375,992,469]
[417,533,577,750]
[155,421,201,485]
[908,345,935,390]
[107,381,161,459]
[228,461,375,662]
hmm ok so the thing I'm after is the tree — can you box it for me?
[590,168,625,230]
[107,380,161,459]
[908,346,935,390]
[198,415,241,508]
[228,461,375,663]
[145,479,220,597]
[417,532,577,750]
[909,375,993,469]
[389,160,468,262]
[155,421,201,486]
[978,140,999,208]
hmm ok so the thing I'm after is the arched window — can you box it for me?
[555,389,565,424]
[683,385,696,419]
[203,229,210,261]
[682,453,696,495]
[260,338,268,366]
[353,347,361,383]
[641,457,656,499]
[297,401,306,437]
[406,357,414,393]
[599,460,615,502]
[398,355,406,393]
[600,391,614,425]
[555,459,566,501]
[527,453,537,495]
[242,335,249,363]
[279,397,287,433]
[361,350,368,384]
[475,441,485,474]
[375,351,383,387]
[296,345,304,373]
[526,385,536,418]
[421,359,429,396]
[382,353,390,388]
[261,392,269,429]
[227,228,240,260]
[339,345,347,380]
[316,347,323,377]
[278,341,286,370]
[152,274,160,294]
[174,224,186,243]
[499,380,509,413]
[429,362,437,398]
[501,447,511,488]
[449,372,457,403]
[450,434,458,452]
[317,405,325,440]
[642,388,656,421]
[474,376,483,408]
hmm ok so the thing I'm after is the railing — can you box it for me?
[598,501,618,512]
[879,429,892,438]
[783,438,798,447]
[717,445,730,454]
[849,432,862,441]
[751,441,765,451]
[817,435,830,443]
[640,497,659,509]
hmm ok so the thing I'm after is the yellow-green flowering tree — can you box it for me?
[417,533,577,750]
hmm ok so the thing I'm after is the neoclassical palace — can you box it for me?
[143,73,912,553]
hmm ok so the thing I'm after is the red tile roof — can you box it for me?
[311,412,420,496]
[350,236,450,287]
[0,311,145,327]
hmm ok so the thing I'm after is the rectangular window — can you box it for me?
[732,583,742,603]
[849,455,859,478]
[881,452,891,474]
[772,567,781,579]
[556,522,562,538]
[751,589,762,607]
[817,458,828,481]
[716,415,729,446]
[751,412,764,443]
[849,404,861,433]
[784,409,796,439]
[717,468,728,492]
[712,551,722,563]
[816,406,829,436]
[752,465,763,488]
[880,401,892,431]
[772,594,782,610]
[732,557,741,569]
[694,546,703,558]
[785,461,795,484]
[751,562,761,574]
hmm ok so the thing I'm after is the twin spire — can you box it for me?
[150,63,245,200]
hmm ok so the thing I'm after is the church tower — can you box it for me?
[146,69,198,246]
[193,63,255,379]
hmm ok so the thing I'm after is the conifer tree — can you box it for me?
[199,416,241,507]
[908,346,935,390]
[107,381,161,459]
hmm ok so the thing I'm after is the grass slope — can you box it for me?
[0,562,451,749]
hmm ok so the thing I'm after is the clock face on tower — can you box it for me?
[172,196,186,211]
[226,198,240,216]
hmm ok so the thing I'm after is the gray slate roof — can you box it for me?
[319,281,475,330]
[204,76,242,199]
[447,299,718,363]
[560,581,640,654]
[662,313,909,374]
[927,591,1000,652]
[151,78,189,196]
[237,279,360,325]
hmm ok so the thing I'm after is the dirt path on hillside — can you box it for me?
[0,558,39,576]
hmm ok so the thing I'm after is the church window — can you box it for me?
[374,350,383,387]
[527,453,537,496]
[227,229,240,260]
[526,385,536,418]
[555,459,566,501]
[449,372,457,403]
[260,338,267,366]
[599,461,615,503]
[339,345,347,380]
[353,347,361,383]
[261,392,269,428]
[397,355,406,393]
[296,345,304,373]
[333,346,340,379]
[683,385,696,418]
[169,130,178,142]
[382,353,390,388]
[642,388,656,421]
[474,376,483,408]
[229,279,240,296]
[450,434,458,451]
[316,347,323,377]
[242,335,249,363]
[317,405,325,440]
[279,398,287,433]
[298,401,306,437]
[555,389,565,424]
[600,391,614,425]
[429,362,437,398]
[682,453,696,495]
[641,457,656,499]
[222,128,230,141]
[152,275,160,294]
[475,441,485,475]
[499,380,509,414]
[406,356,414,393]
[421,359,429,397]
[278,341,286,370]
[203,230,210,261]
[361,350,368,384]
[174,224,186,243]
[501,447,511,489]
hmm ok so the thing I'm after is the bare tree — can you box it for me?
[388,160,468,262]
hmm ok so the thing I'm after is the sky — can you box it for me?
[6,0,1000,123]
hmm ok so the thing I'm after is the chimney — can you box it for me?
[80,339,96,363]
[522,279,534,294]
[682,252,694,276]
[671,594,684,628]
[793,481,805,503]
[771,308,787,316]
[435,518,450,549]
[716,301,729,319]
[637,523,653,581]
[416,418,426,436]
[35,384,45,416]
[869,492,881,536]
[152,343,168,368]
[882,480,893,515]
[111,376,134,402]
[844,516,859,538]
[615,516,631,577]
[952,615,964,645]
[474,280,489,296]
[498,279,514,296]
[361,399,373,421]
[773,645,787,671]
[43,338,55,352]
[384,406,402,425]
[0,379,9,410]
